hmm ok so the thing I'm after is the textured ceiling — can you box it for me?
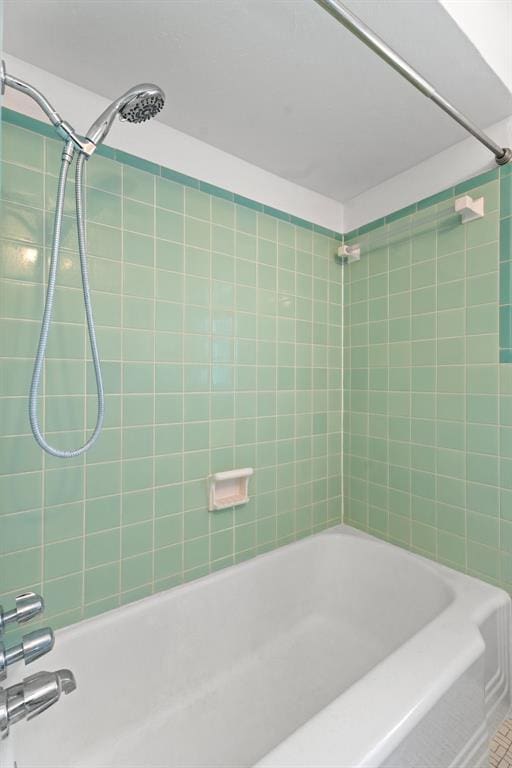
[3,0,512,202]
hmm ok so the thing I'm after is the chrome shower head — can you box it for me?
[119,89,164,124]
[86,83,165,148]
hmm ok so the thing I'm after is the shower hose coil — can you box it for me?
[29,141,105,458]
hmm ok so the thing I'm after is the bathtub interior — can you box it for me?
[6,529,455,768]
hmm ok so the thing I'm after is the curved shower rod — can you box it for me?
[314,0,512,166]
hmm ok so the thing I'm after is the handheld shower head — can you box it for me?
[86,83,165,147]
[119,89,164,124]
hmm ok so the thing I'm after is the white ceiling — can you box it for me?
[3,0,512,204]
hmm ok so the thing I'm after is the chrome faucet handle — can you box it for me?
[0,592,45,634]
[0,628,55,681]
[0,669,76,737]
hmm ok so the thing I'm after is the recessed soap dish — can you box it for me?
[208,468,254,512]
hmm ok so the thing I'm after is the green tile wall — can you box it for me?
[3,104,512,634]
[344,168,512,590]
[0,114,343,632]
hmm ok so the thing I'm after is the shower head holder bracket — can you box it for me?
[0,60,95,157]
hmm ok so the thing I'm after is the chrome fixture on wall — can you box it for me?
[0,629,54,681]
[86,84,164,146]
[0,669,76,737]
[314,0,512,166]
[0,592,76,738]
[0,61,165,458]
[0,592,45,634]
[0,61,96,157]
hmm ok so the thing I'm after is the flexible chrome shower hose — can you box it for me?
[29,140,105,458]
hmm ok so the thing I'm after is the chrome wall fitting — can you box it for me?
[0,593,44,634]
[0,669,76,739]
[0,590,77,737]
[0,61,95,156]
[0,629,55,681]
[496,148,512,166]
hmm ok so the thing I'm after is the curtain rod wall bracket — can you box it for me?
[496,148,512,166]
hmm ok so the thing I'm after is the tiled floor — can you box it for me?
[491,721,512,768]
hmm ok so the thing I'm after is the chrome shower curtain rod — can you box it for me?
[314,0,512,166]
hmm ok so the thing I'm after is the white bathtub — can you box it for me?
[2,525,510,768]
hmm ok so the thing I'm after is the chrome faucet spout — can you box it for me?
[0,669,76,738]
